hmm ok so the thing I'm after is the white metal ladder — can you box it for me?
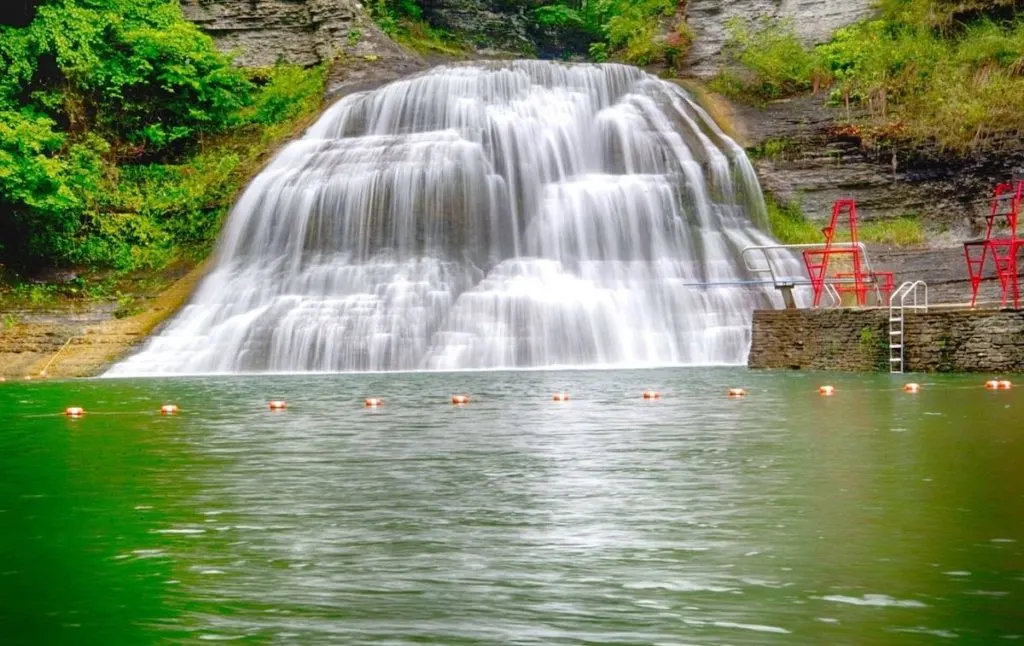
[889,281,929,373]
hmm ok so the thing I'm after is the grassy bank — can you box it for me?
[712,0,1024,152]
[766,196,926,247]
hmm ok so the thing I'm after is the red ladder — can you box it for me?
[802,199,870,306]
[963,181,1024,308]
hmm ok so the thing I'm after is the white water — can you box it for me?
[109,61,802,376]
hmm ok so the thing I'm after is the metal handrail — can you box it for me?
[742,242,880,285]
[888,281,928,373]
[889,280,929,312]
[823,283,842,308]
[741,242,886,307]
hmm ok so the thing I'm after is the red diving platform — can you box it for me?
[802,199,894,307]
[963,180,1024,309]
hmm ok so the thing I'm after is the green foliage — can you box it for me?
[365,0,687,66]
[113,291,141,318]
[245,64,327,127]
[0,0,326,274]
[588,41,610,63]
[366,0,470,56]
[712,18,822,101]
[715,3,1024,151]
[527,0,682,66]
[764,193,925,248]
[749,137,794,160]
[534,4,587,30]
[0,281,61,309]
[765,195,822,244]
[858,327,877,346]
[17,0,252,152]
[857,216,926,247]
[765,192,925,248]
[858,326,888,371]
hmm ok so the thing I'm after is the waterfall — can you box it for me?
[108,61,801,376]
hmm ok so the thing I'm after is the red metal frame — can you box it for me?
[802,199,892,306]
[963,181,1024,309]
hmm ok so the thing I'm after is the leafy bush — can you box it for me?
[534,4,587,31]
[16,0,253,154]
[560,0,681,66]
[246,64,327,126]
[0,0,326,273]
[366,0,470,55]
[713,18,823,100]
[766,196,822,244]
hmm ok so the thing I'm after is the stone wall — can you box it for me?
[748,309,890,371]
[684,0,874,77]
[905,310,1024,373]
[749,308,1024,372]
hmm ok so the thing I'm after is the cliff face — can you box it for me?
[684,0,874,76]
[180,0,379,67]
[419,0,537,55]
[179,0,874,72]
[180,0,426,96]
[414,0,875,65]
[731,95,1024,236]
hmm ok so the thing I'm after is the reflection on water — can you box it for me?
[1,369,1022,643]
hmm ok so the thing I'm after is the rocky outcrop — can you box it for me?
[735,96,1024,236]
[180,0,428,98]
[0,264,207,379]
[684,0,874,76]
[419,0,537,55]
[181,0,385,67]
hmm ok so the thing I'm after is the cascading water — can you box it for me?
[108,61,803,376]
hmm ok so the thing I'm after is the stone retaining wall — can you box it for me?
[749,308,1024,372]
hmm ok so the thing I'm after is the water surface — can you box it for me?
[1,369,1022,643]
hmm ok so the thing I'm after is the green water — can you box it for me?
[1,369,1022,644]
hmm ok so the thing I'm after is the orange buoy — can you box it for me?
[268,400,287,411]
[451,394,470,405]
[552,393,570,402]
[364,397,384,408]
[65,407,85,417]
[160,404,179,415]
[727,388,747,398]
[642,390,661,400]
[903,383,921,394]
[985,380,1001,390]
[818,385,835,396]
[998,380,1013,390]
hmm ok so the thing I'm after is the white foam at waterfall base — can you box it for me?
[107,61,805,376]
